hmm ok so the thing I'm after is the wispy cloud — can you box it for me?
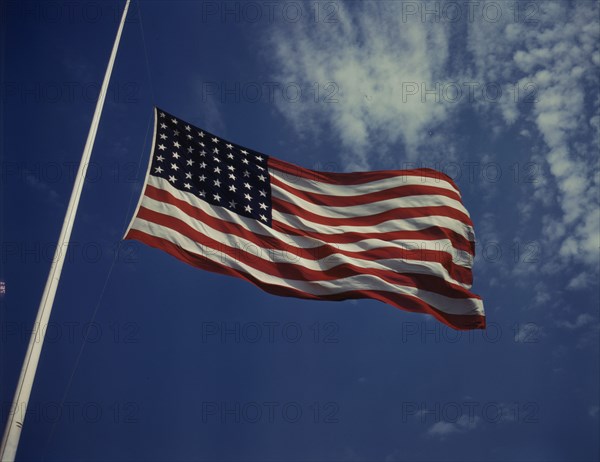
[566,272,593,290]
[556,313,600,350]
[266,2,459,170]
[467,0,600,271]
[556,313,597,330]
[427,415,481,439]
[514,322,545,343]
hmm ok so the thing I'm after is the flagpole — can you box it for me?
[0,1,131,460]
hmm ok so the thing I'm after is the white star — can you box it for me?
[229,200,237,208]
[227,165,235,171]
[244,205,252,213]
[244,182,252,190]
[213,147,219,154]
[242,158,249,165]
[241,149,248,155]
[214,166,221,174]
[173,130,180,136]
[243,170,250,177]
[259,202,267,210]
[186,159,194,166]
[229,185,237,192]
[259,189,266,197]
[170,163,179,171]
[244,193,252,201]
[159,133,167,140]
[199,162,207,168]
[255,155,263,162]
[260,214,267,222]
[187,147,194,153]
[168,175,176,183]
[172,152,180,159]
[185,125,191,131]
[185,172,192,179]
[171,118,178,124]
[211,137,219,144]
[214,179,221,187]
[160,112,165,118]
[173,141,181,148]
[228,173,236,180]
[156,155,164,162]
[213,193,221,202]
[198,131,205,138]
[258,174,266,181]
[256,165,265,171]
[186,134,192,140]
[199,150,206,157]
[160,123,167,129]
[154,166,164,174]
[226,143,233,149]
[199,142,205,147]
[199,175,206,182]
[158,144,166,151]
[199,190,206,197]
[213,156,221,163]
[184,183,192,190]
[227,153,234,159]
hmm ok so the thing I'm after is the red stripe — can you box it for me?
[143,184,473,284]
[273,196,474,228]
[135,205,479,300]
[268,157,461,192]
[125,229,485,330]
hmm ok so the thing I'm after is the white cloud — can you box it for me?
[566,272,593,290]
[531,282,552,308]
[556,314,600,349]
[514,322,544,343]
[427,421,458,437]
[467,0,600,271]
[266,2,459,170]
[556,313,597,330]
[427,415,480,439]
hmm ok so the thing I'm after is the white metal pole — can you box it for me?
[0,1,131,460]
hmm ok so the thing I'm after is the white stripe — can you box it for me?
[130,218,484,317]
[270,167,461,198]
[272,182,471,220]
[138,194,473,289]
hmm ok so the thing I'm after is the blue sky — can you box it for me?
[1,1,599,461]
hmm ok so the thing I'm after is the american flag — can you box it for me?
[125,108,485,330]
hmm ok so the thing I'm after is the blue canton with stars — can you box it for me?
[150,108,272,226]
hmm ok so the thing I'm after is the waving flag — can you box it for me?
[125,108,485,330]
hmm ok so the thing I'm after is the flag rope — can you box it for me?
[136,0,157,105]
[39,110,154,460]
